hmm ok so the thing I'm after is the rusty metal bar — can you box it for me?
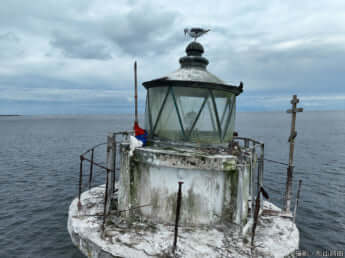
[293,180,303,223]
[257,158,261,200]
[112,138,117,192]
[134,61,138,124]
[233,136,263,146]
[78,156,83,210]
[173,181,183,254]
[244,138,249,148]
[82,157,113,172]
[88,149,94,190]
[81,142,107,156]
[260,144,264,187]
[103,168,110,228]
[251,187,262,248]
[262,158,288,166]
[250,148,255,219]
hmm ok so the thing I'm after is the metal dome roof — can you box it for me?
[143,41,243,95]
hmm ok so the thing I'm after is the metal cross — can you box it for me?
[284,95,303,213]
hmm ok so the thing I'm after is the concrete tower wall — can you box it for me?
[118,144,251,226]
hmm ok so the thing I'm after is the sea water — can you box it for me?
[0,111,344,257]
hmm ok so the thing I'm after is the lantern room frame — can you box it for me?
[143,79,242,146]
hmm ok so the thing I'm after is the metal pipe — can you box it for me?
[134,61,138,124]
[250,148,255,219]
[112,138,117,192]
[78,156,83,210]
[173,181,183,254]
[88,149,94,190]
[244,138,249,148]
[293,180,302,223]
[81,142,107,156]
[260,144,264,187]
[259,144,264,210]
[82,157,112,171]
[103,169,110,228]
[251,187,262,248]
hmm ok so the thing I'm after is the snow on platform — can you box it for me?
[68,185,299,258]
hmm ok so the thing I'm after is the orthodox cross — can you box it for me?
[284,95,303,213]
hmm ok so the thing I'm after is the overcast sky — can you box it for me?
[1,0,344,114]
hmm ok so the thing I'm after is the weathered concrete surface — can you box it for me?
[118,145,251,226]
[68,185,299,258]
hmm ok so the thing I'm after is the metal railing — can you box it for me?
[232,136,265,246]
[233,136,264,217]
[77,131,134,227]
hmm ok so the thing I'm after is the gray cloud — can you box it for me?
[0,32,20,42]
[50,31,112,60]
[0,0,344,114]
[101,4,181,56]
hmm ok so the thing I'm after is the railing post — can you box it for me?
[244,138,249,148]
[103,168,110,228]
[250,148,255,219]
[251,187,262,249]
[88,149,94,190]
[112,134,117,192]
[78,155,83,210]
[238,165,243,231]
[173,181,183,254]
[260,144,264,187]
[293,180,303,223]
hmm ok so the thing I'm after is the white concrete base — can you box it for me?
[68,185,299,258]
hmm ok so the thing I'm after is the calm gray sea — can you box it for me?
[0,111,344,258]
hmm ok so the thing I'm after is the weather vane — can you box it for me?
[184,27,210,41]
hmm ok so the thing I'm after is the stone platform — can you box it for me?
[68,185,299,258]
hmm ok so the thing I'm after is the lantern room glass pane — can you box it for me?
[146,86,236,144]
[148,87,168,130]
[144,96,151,132]
[190,95,219,143]
[223,100,236,141]
[173,87,208,134]
[213,90,235,138]
[153,90,184,141]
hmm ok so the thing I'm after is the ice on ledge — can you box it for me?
[68,185,299,258]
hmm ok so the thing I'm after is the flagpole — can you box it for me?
[134,61,138,124]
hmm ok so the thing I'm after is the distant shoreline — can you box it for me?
[0,115,22,117]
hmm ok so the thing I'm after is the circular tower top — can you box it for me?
[179,41,209,69]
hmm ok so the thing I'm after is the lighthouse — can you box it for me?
[118,40,248,228]
[68,34,300,258]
